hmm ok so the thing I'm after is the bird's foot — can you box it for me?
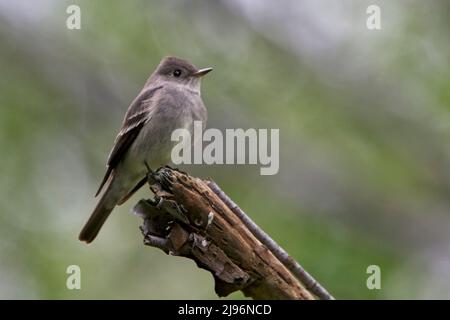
[144,161,157,184]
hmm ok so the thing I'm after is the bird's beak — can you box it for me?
[193,67,213,77]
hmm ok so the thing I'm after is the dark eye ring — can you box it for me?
[173,69,182,77]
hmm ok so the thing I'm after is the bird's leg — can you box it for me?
[144,161,157,184]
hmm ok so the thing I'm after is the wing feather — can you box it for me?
[95,85,163,196]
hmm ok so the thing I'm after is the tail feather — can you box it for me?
[79,181,117,244]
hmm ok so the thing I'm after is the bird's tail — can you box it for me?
[79,178,118,244]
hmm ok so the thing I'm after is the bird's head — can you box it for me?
[150,56,213,92]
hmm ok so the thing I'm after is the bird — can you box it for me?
[79,56,212,243]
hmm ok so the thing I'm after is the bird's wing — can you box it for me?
[95,85,164,196]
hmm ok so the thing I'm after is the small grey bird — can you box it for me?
[79,56,212,243]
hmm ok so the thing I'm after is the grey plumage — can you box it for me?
[79,56,211,243]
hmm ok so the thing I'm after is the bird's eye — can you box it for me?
[173,69,182,77]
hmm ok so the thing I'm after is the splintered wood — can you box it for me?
[133,167,314,300]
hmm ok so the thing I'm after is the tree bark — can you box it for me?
[133,167,327,300]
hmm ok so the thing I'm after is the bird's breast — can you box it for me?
[124,87,207,175]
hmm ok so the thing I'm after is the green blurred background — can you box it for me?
[0,0,449,299]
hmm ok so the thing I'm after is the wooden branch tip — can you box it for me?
[132,166,333,300]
